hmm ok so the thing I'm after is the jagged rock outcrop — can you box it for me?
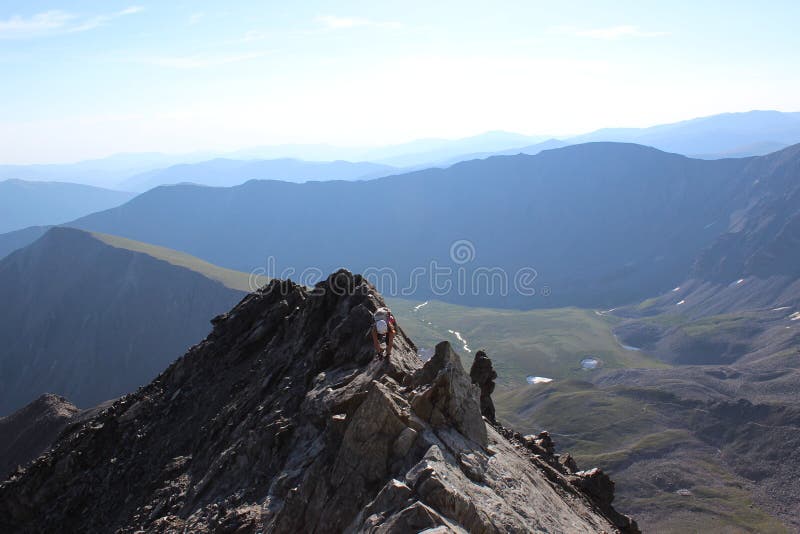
[469,349,497,424]
[0,270,637,533]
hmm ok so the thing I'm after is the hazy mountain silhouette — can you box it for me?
[226,131,549,167]
[383,111,800,166]
[120,158,397,192]
[427,138,569,169]
[0,227,248,415]
[0,226,50,260]
[361,131,550,167]
[0,153,214,188]
[571,110,800,156]
[0,180,134,234]
[0,132,548,187]
[691,140,790,159]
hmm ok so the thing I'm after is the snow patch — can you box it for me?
[413,301,429,311]
[790,312,800,321]
[448,330,471,353]
[672,286,681,292]
[581,357,600,370]
[526,376,553,385]
[676,300,686,306]
[594,307,617,316]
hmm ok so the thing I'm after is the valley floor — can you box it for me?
[391,298,796,533]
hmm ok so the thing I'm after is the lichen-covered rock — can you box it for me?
[0,270,636,533]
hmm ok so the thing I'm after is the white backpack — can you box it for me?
[374,307,391,335]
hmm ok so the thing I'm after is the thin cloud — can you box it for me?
[314,15,401,30]
[240,30,270,43]
[0,6,143,39]
[136,51,269,70]
[188,12,205,26]
[120,7,144,16]
[0,11,74,36]
[554,25,669,40]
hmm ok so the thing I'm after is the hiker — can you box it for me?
[372,307,396,358]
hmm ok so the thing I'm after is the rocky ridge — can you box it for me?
[0,394,79,480]
[0,271,637,533]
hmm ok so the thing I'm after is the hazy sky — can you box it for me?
[1,0,799,164]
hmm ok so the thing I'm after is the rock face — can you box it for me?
[0,394,79,481]
[0,271,637,533]
[469,349,497,424]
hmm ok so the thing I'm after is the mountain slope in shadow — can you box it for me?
[0,227,248,415]
[0,179,134,234]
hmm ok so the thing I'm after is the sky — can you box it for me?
[1,0,799,164]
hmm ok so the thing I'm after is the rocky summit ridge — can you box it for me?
[0,270,637,533]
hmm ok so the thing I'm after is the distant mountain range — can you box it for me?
[0,132,548,189]
[0,179,134,234]
[3,141,799,310]
[220,131,551,167]
[2,137,800,530]
[569,110,800,157]
[425,138,570,169]
[54,142,800,309]
[0,152,214,188]
[358,130,551,167]
[2,141,798,309]
[4,111,798,190]
[120,158,397,192]
[0,227,250,415]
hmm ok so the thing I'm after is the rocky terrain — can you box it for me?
[0,271,636,533]
[0,394,79,480]
[576,147,800,530]
[543,272,800,530]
